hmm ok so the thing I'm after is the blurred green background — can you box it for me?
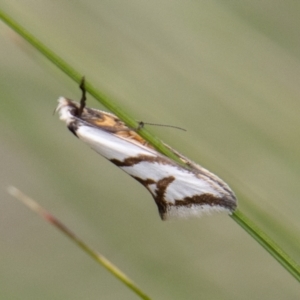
[1,1,300,299]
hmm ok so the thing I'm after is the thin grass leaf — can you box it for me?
[231,210,300,282]
[7,186,152,300]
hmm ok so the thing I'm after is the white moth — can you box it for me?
[56,97,237,220]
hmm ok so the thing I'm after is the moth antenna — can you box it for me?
[137,121,187,132]
[78,76,86,117]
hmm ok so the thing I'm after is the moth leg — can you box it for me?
[78,76,86,117]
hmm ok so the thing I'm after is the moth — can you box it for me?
[56,86,237,220]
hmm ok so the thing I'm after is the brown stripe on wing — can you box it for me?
[110,154,175,167]
[173,193,237,212]
[133,175,176,220]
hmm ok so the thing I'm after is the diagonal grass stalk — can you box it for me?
[1,8,299,285]
[7,187,152,300]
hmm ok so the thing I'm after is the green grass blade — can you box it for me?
[231,210,300,282]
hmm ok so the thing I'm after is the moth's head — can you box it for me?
[56,97,79,125]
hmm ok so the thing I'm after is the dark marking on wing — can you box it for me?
[110,154,176,168]
[133,175,176,220]
[173,194,236,212]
